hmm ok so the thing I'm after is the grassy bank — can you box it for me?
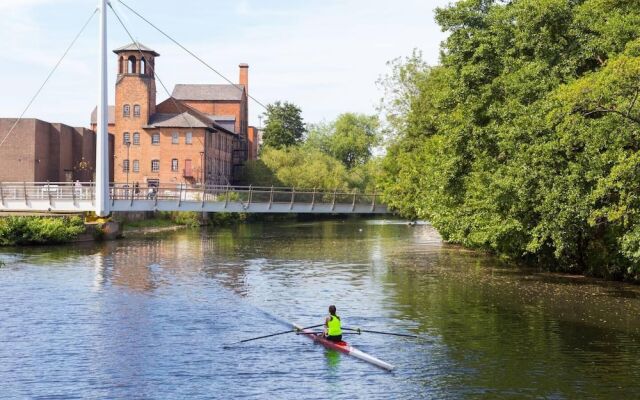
[0,216,86,246]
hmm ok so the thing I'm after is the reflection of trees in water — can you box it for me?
[382,246,640,395]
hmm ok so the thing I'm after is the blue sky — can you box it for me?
[0,0,451,127]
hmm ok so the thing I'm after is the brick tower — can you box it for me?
[112,43,159,183]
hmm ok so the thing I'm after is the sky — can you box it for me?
[0,0,452,128]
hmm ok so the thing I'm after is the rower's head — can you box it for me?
[329,305,337,315]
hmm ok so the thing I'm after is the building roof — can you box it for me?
[113,42,160,57]
[172,84,245,101]
[145,99,237,136]
[90,106,116,125]
[146,112,210,128]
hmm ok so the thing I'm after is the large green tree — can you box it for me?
[379,0,640,280]
[306,113,381,169]
[262,101,306,148]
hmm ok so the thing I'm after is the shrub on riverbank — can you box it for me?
[0,216,85,245]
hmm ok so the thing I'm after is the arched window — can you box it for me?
[123,132,130,144]
[133,104,141,117]
[127,55,137,74]
[119,56,125,74]
[123,104,130,117]
[140,57,147,75]
[133,132,140,145]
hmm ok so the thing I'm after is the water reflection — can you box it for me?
[1,220,640,399]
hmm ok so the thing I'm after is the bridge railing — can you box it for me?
[0,182,382,211]
[109,182,381,209]
[0,182,95,203]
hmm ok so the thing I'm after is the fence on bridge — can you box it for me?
[0,182,388,214]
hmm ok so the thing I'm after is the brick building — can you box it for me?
[0,118,113,182]
[91,42,259,188]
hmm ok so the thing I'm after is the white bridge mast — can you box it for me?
[96,0,110,216]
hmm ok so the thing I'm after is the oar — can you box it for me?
[342,327,418,338]
[234,324,324,344]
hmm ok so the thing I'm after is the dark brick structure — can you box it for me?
[0,118,113,183]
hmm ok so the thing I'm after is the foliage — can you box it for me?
[246,109,383,191]
[306,113,381,169]
[0,216,85,245]
[242,146,351,190]
[262,101,306,148]
[166,211,202,228]
[379,0,640,280]
[208,212,247,226]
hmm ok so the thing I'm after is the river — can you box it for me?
[1,219,639,399]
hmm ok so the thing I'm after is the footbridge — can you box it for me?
[0,182,389,214]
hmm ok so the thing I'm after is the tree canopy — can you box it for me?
[306,113,381,169]
[262,101,306,148]
[379,0,640,280]
[242,112,382,192]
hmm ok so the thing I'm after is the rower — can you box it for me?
[323,305,342,342]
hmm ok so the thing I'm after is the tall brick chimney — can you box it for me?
[239,63,249,95]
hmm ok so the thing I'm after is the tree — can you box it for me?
[262,101,306,148]
[378,0,640,280]
[241,146,350,190]
[305,113,381,169]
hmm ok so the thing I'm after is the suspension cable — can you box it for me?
[0,8,98,148]
[117,0,268,111]
[108,3,193,130]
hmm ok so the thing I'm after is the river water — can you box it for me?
[1,219,640,399]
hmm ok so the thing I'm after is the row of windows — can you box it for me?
[122,158,232,175]
[123,104,141,118]
[123,131,193,145]
[122,159,192,173]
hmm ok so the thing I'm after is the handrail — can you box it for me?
[0,182,386,212]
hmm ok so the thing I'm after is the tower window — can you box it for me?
[133,132,140,145]
[123,132,130,144]
[123,104,130,117]
[133,160,139,172]
[151,159,160,172]
[152,133,160,145]
[141,57,147,75]
[172,132,179,144]
[171,159,178,172]
[133,104,141,117]
[128,56,137,74]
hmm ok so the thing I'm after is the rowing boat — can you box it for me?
[293,323,395,371]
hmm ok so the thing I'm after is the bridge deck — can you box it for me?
[0,182,389,214]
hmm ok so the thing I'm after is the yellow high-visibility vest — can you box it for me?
[327,315,342,336]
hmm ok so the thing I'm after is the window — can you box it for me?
[151,159,160,172]
[172,132,179,144]
[128,55,137,74]
[123,104,130,117]
[133,132,140,145]
[123,132,130,145]
[133,160,139,172]
[140,57,147,75]
[186,132,193,144]
[133,104,141,117]
[171,159,178,172]
[152,133,160,145]
[123,159,129,172]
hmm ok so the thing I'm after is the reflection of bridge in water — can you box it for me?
[0,182,389,214]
